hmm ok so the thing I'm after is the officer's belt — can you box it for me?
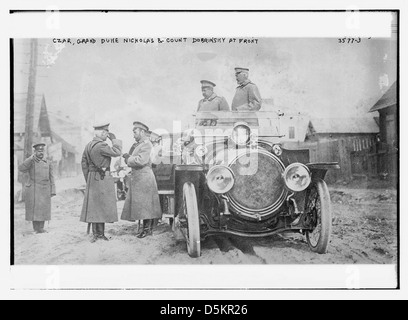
[89,168,110,172]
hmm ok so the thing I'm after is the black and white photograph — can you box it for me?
[2,2,406,298]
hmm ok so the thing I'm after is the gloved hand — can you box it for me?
[235,104,250,111]
[122,153,130,165]
[31,153,40,163]
[107,132,117,140]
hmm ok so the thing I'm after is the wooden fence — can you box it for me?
[284,136,378,183]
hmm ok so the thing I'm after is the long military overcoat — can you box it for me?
[18,156,56,222]
[121,137,162,221]
[80,137,122,223]
[197,93,230,112]
[231,79,262,111]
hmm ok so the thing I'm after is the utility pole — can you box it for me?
[21,39,38,201]
[23,39,38,159]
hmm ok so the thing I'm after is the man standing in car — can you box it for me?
[231,67,262,111]
[197,80,230,112]
[80,122,122,242]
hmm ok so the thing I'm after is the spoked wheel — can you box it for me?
[182,182,201,258]
[305,179,332,254]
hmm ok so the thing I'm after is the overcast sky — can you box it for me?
[13,37,397,150]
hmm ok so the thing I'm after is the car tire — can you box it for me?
[305,179,332,254]
[183,182,201,258]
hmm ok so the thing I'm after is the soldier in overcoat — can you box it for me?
[197,80,230,112]
[18,143,56,234]
[121,121,162,238]
[231,67,262,111]
[80,122,122,242]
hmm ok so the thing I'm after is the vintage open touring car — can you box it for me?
[152,111,339,257]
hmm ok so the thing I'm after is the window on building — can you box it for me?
[289,126,295,139]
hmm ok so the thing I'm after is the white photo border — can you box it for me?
[1,0,406,300]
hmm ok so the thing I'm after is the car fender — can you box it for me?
[306,162,340,181]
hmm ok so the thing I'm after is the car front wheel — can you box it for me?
[182,182,201,258]
[305,179,332,254]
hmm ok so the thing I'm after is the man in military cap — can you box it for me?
[80,122,122,242]
[197,80,230,112]
[121,121,162,238]
[231,67,262,111]
[18,143,56,234]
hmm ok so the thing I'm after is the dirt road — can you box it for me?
[12,177,398,265]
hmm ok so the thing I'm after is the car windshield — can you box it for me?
[195,111,261,126]
[193,111,282,138]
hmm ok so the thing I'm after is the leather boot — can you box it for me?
[137,219,152,238]
[148,219,154,236]
[90,223,99,242]
[33,221,46,233]
[37,221,46,233]
[135,220,144,236]
[137,220,147,238]
[92,223,98,235]
[98,223,109,241]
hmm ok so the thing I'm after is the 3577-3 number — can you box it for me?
[338,37,361,44]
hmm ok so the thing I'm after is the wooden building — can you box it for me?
[368,82,398,179]
[303,117,379,182]
[13,94,78,181]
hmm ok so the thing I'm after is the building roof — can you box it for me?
[48,110,80,129]
[308,117,379,134]
[13,93,77,154]
[13,94,44,134]
[51,130,76,154]
[369,82,397,112]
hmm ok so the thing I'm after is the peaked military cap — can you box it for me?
[133,121,150,132]
[234,67,249,74]
[200,80,216,88]
[32,142,46,150]
[93,122,110,131]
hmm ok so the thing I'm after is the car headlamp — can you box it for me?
[206,165,235,194]
[231,122,251,146]
[272,144,282,156]
[195,145,208,157]
[283,163,311,192]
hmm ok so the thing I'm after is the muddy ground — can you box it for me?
[12,176,398,265]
